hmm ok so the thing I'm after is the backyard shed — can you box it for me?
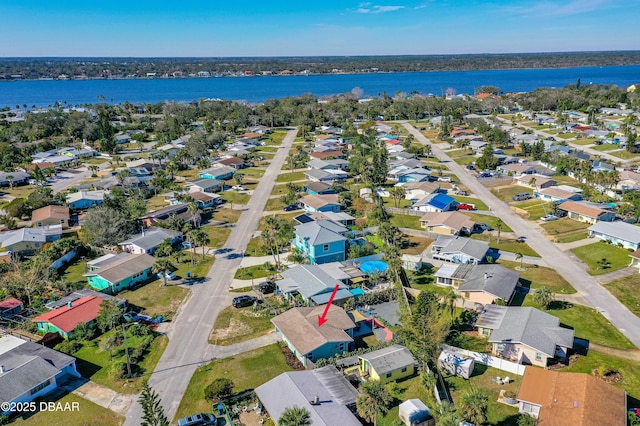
[399,398,435,426]
[438,349,475,379]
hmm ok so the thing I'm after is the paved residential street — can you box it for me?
[125,128,297,425]
[403,122,640,348]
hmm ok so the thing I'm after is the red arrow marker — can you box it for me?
[318,284,341,327]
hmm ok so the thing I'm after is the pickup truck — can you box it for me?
[456,203,476,211]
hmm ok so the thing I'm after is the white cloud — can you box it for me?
[503,0,620,17]
[356,4,405,13]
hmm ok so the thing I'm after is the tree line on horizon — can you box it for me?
[1,51,640,80]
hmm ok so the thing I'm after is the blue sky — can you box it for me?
[2,0,639,57]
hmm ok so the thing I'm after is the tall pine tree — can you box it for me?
[139,381,170,426]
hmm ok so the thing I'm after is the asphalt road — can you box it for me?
[50,161,111,194]
[403,122,640,348]
[125,129,297,425]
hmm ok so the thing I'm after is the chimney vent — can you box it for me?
[67,301,72,308]
[0,365,5,374]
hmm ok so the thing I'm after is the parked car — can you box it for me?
[232,185,246,191]
[438,176,452,182]
[177,413,217,426]
[466,164,476,170]
[283,204,301,211]
[475,222,493,231]
[456,203,475,211]
[479,172,492,178]
[454,190,469,196]
[157,271,178,280]
[232,295,257,308]
[258,281,276,294]
[540,214,559,222]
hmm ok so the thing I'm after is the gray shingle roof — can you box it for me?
[457,264,519,300]
[277,265,347,299]
[0,355,60,402]
[482,306,575,356]
[436,236,490,261]
[359,344,416,375]
[588,221,640,245]
[120,227,182,251]
[295,220,347,246]
[85,253,156,284]
[255,366,361,426]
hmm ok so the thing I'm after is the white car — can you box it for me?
[232,185,246,191]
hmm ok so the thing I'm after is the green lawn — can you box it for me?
[220,191,251,205]
[382,198,413,208]
[202,224,232,248]
[592,144,620,151]
[209,208,242,224]
[556,133,575,140]
[522,297,635,349]
[209,306,275,346]
[245,237,270,257]
[270,184,289,196]
[470,233,540,257]
[551,174,581,185]
[175,344,293,420]
[514,199,554,220]
[145,195,169,212]
[234,264,276,280]
[400,236,433,255]
[122,280,189,317]
[540,218,590,242]
[610,150,640,160]
[572,137,600,145]
[560,351,640,400]
[452,195,489,211]
[570,242,633,275]
[499,260,576,294]
[389,213,421,230]
[453,156,477,166]
[11,393,124,426]
[378,376,433,426]
[265,197,286,211]
[238,167,266,178]
[275,171,306,182]
[255,146,279,153]
[74,331,169,394]
[491,185,533,204]
[461,213,514,233]
[62,260,89,287]
[605,275,640,317]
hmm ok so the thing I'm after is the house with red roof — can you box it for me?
[32,296,103,339]
[0,297,23,318]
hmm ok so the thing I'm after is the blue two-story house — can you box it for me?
[272,305,356,367]
[294,220,347,264]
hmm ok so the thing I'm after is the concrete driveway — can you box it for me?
[403,122,640,348]
[124,129,297,425]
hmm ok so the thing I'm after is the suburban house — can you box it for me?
[294,220,348,265]
[0,334,81,416]
[358,344,417,384]
[309,150,346,160]
[32,296,104,339]
[0,297,23,318]
[139,204,190,227]
[617,170,640,191]
[119,227,182,255]
[84,253,156,294]
[300,194,342,213]
[431,236,489,265]
[629,249,640,271]
[535,186,583,203]
[0,171,30,187]
[419,211,476,236]
[255,366,361,426]
[588,221,640,250]
[476,306,574,367]
[411,193,455,213]
[403,181,440,202]
[45,288,125,311]
[390,168,432,183]
[31,205,70,228]
[434,263,518,305]
[199,166,235,180]
[215,156,246,169]
[516,367,626,425]
[185,178,224,193]
[276,264,352,305]
[558,201,616,224]
[272,305,356,366]
[307,211,356,227]
[189,191,221,208]
[498,163,536,175]
[0,225,62,255]
[304,182,337,195]
[515,174,557,189]
[307,158,349,171]
[304,168,348,183]
[66,190,107,210]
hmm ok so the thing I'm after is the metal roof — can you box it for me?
[359,344,416,375]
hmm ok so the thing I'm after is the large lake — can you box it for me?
[1,64,639,107]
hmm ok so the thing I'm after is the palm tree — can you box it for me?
[278,406,311,426]
[496,218,504,244]
[187,202,201,228]
[533,286,554,310]
[356,380,392,426]
[190,228,210,259]
[152,258,175,287]
[442,288,458,323]
[5,175,14,189]
[460,388,489,425]
[389,186,406,208]
[88,165,99,177]
[515,251,524,270]
[233,172,244,187]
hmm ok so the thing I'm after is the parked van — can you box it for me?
[512,192,532,201]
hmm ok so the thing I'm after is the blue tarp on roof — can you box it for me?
[429,193,454,210]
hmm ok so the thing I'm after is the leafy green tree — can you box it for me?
[204,378,234,402]
[356,380,393,426]
[518,414,537,426]
[278,406,311,426]
[533,286,554,310]
[81,206,133,246]
[154,238,175,257]
[389,186,406,208]
[139,381,170,426]
[476,145,500,170]
[96,301,124,333]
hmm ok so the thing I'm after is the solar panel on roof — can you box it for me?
[294,214,314,224]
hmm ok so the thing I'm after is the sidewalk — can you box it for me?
[555,238,596,251]
[60,377,136,416]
